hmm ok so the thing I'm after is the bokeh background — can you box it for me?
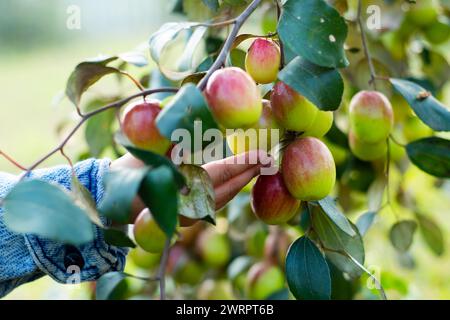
[1,0,450,299]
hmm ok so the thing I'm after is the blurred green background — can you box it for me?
[0,0,449,300]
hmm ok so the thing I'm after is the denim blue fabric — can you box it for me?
[0,159,128,297]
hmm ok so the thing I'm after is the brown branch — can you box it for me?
[0,150,27,171]
[357,0,377,90]
[20,87,178,179]
[197,0,263,91]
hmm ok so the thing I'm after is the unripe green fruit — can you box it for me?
[122,100,171,155]
[205,67,262,128]
[133,209,167,254]
[270,81,318,132]
[198,279,235,300]
[245,38,281,84]
[424,17,450,44]
[322,138,347,166]
[251,172,301,225]
[281,137,336,201]
[245,262,285,300]
[302,111,334,138]
[406,0,438,27]
[245,223,268,257]
[349,131,387,161]
[174,260,205,286]
[196,229,231,268]
[226,100,281,154]
[349,91,394,144]
[129,247,161,270]
[403,116,433,142]
[261,6,277,34]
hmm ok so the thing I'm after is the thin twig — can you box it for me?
[20,87,178,178]
[198,18,237,28]
[197,0,263,91]
[0,150,27,171]
[357,0,377,90]
[157,238,172,300]
[276,0,285,68]
[119,70,146,92]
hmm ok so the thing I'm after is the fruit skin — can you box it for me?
[129,247,161,269]
[198,279,235,300]
[122,100,171,154]
[246,262,285,300]
[348,131,387,161]
[245,38,281,84]
[133,209,167,253]
[302,111,334,138]
[205,67,262,129]
[349,91,394,144]
[196,229,231,268]
[251,172,301,225]
[281,137,336,201]
[226,99,282,154]
[270,81,318,132]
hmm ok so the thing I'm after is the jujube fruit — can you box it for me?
[196,229,231,268]
[122,100,171,155]
[349,91,394,144]
[245,261,285,300]
[281,137,336,201]
[348,131,387,161]
[133,209,167,253]
[204,67,262,129]
[270,81,318,132]
[245,38,281,84]
[302,111,334,138]
[251,172,301,225]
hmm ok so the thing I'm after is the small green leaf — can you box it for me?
[390,78,450,132]
[99,167,150,224]
[117,51,148,67]
[278,0,348,68]
[156,83,219,142]
[115,132,186,188]
[179,165,215,222]
[85,109,115,157]
[96,272,129,300]
[202,0,220,11]
[228,49,247,70]
[356,211,377,237]
[389,220,417,253]
[227,256,253,280]
[318,197,356,236]
[278,57,344,110]
[286,236,331,300]
[311,205,365,279]
[139,167,179,237]
[103,228,136,248]
[416,214,444,256]
[406,137,450,178]
[3,180,94,245]
[71,174,103,226]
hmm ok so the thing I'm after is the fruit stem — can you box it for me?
[197,0,263,91]
[357,0,378,90]
[119,70,146,92]
[157,238,172,300]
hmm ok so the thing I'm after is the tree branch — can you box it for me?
[20,87,178,178]
[357,0,377,90]
[197,0,263,91]
[157,238,172,300]
[0,150,27,171]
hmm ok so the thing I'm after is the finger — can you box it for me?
[203,150,273,187]
[214,165,262,210]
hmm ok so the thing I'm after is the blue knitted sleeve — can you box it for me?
[0,159,128,298]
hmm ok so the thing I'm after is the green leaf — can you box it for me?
[356,211,376,237]
[416,214,444,256]
[278,57,344,110]
[406,137,450,178]
[311,205,365,279]
[139,167,179,237]
[278,0,348,68]
[389,220,417,252]
[71,174,103,226]
[65,57,119,108]
[228,49,247,70]
[202,0,219,11]
[103,228,136,248]
[149,69,177,100]
[99,167,150,224]
[85,109,115,157]
[156,83,219,142]
[179,165,215,222]
[3,180,94,245]
[115,132,186,188]
[286,236,331,300]
[318,197,356,236]
[149,22,207,80]
[96,272,128,300]
[117,51,148,67]
[390,78,450,132]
